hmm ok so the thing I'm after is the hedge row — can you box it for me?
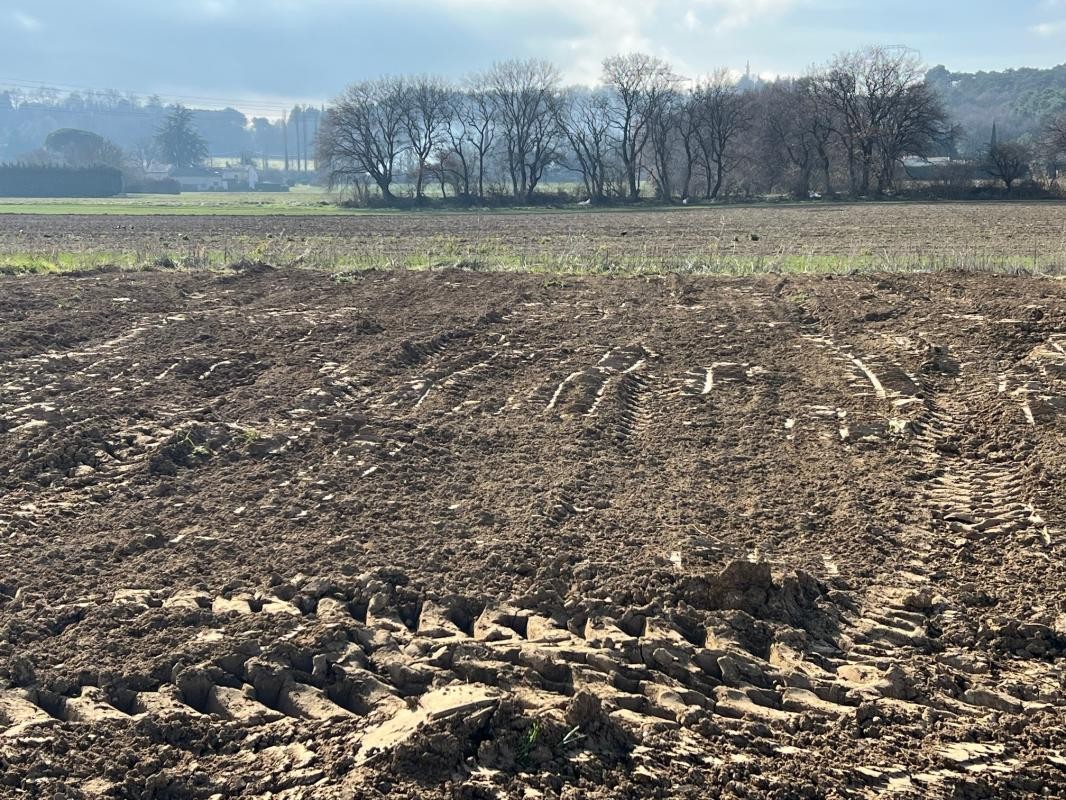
[125,177,181,195]
[0,164,124,197]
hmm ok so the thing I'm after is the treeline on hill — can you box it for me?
[0,164,123,197]
[320,46,1066,208]
[927,64,1066,149]
[0,107,308,195]
[0,90,321,170]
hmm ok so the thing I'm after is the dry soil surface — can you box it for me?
[6,203,1066,267]
[0,266,1064,799]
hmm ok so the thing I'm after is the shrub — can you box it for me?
[0,164,124,197]
[125,177,181,195]
[254,182,290,192]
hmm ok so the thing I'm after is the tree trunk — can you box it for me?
[679,145,694,201]
[415,161,426,200]
[859,146,873,195]
[625,157,639,200]
[793,165,812,199]
[711,159,725,200]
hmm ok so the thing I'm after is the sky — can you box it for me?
[3,0,1066,116]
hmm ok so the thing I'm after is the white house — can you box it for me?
[170,167,226,191]
[147,163,261,191]
[220,164,258,190]
[902,156,953,170]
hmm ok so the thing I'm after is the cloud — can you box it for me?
[428,0,662,81]
[8,0,1058,108]
[423,0,800,82]
[1031,20,1066,36]
[12,11,42,31]
[199,1,233,17]
[699,0,799,33]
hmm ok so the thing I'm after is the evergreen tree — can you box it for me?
[154,105,208,168]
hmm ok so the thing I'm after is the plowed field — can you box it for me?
[1,266,1064,799]
[5,202,1066,272]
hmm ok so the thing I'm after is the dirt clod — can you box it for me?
[0,267,1064,798]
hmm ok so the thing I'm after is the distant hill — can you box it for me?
[926,63,1066,153]
[0,90,320,166]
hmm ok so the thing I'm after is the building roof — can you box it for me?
[171,167,221,178]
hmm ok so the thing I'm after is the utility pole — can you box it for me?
[301,106,308,173]
[293,107,302,174]
[313,105,321,174]
[283,111,289,172]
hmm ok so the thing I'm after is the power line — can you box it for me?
[0,76,330,166]
[0,76,326,118]
[0,99,301,125]
[0,102,186,122]
[0,76,295,113]
[0,84,327,165]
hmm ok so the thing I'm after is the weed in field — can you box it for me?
[239,427,261,445]
[515,719,542,769]
[3,243,1062,277]
[6,202,1066,276]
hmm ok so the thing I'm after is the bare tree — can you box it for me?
[602,53,679,200]
[1041,114,1066,181]
[486,59,562,201]
[403,76,451,200]
[760,81,811,197]
[806,78,838,195]
[316,45,954,207]
[986,141,1030,191]
[452,80,497,201]
[318,77,409,201]
[874,81,950,193]
[426,148,466,199]
[759,78,838,198]
[128,138,158,176]
[694,71,752,200]
[1045,115,1066,154]
[646,88,682,202]
[435,101,472,199]
[815,46,947,196]
[676,90,703,202]
[557,87,615,202]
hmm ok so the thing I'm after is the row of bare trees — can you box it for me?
[317,61,561,203]
[318,46,954,204]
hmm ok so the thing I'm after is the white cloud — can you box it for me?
[700,0,799,33]
[425,0,800,82]
[1031,20,1066,36]
[199,0,236,18]
[12,11,41,31]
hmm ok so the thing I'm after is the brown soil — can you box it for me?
[0,266,1064,799]
[6,202,1066,266]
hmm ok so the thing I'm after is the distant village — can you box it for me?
[146,163,262,192]
[0,91,321,197]
[0,55,1061,202]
